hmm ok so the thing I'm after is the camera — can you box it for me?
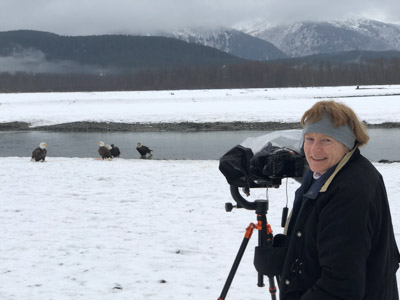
[219,130,306,190]
[250,144,305,186]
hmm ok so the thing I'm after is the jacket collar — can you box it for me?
[283,147,359,234]
[302,146,358,199]
[319,147,358,193]
[303,167,335,200]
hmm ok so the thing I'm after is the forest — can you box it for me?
[0,57,399,92]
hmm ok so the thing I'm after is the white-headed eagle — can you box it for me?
[98,141,112,160]
[136,142,153,159]
[31,142,48,162]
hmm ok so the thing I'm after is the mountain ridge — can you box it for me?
[0,30,245,74]
[168,27,288,60]
[234,18,400,57]
[1,18,400,79]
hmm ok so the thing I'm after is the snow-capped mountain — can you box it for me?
[332,19,400,49]
[235,18,400,57]
[169,27,288,61]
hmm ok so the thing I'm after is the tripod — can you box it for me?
[218,198,279,300]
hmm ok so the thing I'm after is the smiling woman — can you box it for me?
[303,132,349,174]
[280,100,400,300]
[300,100,369,175]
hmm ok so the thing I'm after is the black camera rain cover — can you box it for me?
[219,130,306,187]
[250,142,280,177]
[219,144,253,187]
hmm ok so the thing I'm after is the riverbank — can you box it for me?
[1,121,400,132]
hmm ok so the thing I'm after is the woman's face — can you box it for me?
[303,132,349,174]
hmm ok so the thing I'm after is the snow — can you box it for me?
[2,85,400,126]
[1,85,400,299]
[234,18,400,57]
[172,27,234,53]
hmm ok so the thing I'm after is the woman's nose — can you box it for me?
[310,141,322,151]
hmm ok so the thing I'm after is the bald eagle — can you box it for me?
[98,141,112,160]
[110,144,121,157]
[136,142,153,159]
[31,142,48,162]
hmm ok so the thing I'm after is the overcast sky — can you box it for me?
[1,0,399,36]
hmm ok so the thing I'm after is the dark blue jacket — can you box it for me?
[280,148,400,300]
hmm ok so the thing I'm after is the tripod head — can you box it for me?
[225,185,273,213]
[226,184,290,230]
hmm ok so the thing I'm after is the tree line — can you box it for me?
[0,57,399,93]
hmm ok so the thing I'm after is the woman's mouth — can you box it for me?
[311,156,327,161]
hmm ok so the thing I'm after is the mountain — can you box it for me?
[332,19,400,49]
[0,30,245,74]
[235,18,400,57]
[169,27,288,61]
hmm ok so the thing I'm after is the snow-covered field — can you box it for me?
[1,85,400,126]
[1,85,400,299]
[0,157,399,300]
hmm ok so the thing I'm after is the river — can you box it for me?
[0,129,399,161]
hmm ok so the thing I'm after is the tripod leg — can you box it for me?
[268,277,277,300]
[257,207,278,300]
[218,223,255,300]
[257,272,264,287]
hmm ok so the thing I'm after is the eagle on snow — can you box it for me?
[98,141,112,160]
[31,142,48,162]
[110,144,121,157]
[136,142,153,159]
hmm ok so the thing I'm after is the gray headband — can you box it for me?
[303,112,356,149]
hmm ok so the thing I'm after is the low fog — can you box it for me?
[0,48,111,75]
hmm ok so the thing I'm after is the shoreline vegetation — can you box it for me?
[1,121,400,132]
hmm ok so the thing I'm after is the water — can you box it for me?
[0,129,399,162]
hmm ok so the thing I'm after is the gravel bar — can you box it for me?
[0,121,399,132]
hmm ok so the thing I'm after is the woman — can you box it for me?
[280,100,400,300]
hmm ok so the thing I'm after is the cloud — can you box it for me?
[0,0,398,36]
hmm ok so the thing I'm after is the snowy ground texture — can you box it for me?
[0,158,399,300]
[1,85,400,299]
